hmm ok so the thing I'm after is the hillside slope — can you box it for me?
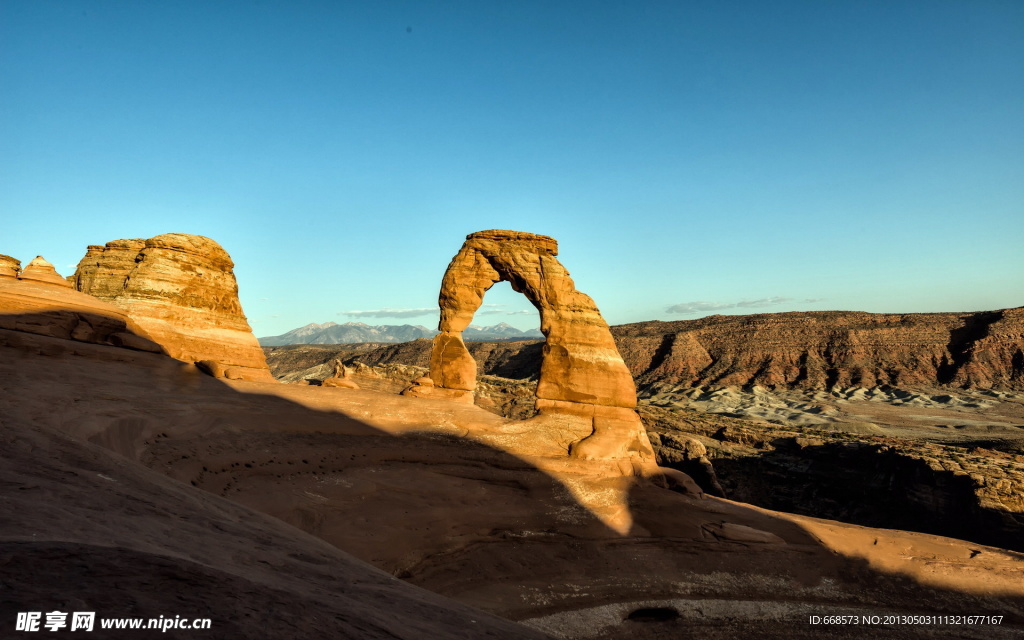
[614,308,1024,393]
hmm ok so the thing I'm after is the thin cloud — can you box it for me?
[665,301,735,314]
[340,308,436,319]
[735,296,793,308]
[474,303,513,315]
[666,297,794,315]
[505,309,535,315]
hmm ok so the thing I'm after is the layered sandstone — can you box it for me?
[0,254,22,278]
[0,256,161,351]
[614,310,1024,393]
[421,230,655,466]
[19,256,74,288]
[73,234,273,382]
[71,238,147,298]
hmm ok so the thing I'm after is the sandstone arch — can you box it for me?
[425,230,656,464]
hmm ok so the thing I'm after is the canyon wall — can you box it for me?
[615,309,1024,392]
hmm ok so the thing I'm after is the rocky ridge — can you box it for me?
[259,321,543,346]
[265,308,1024,398]
[613,309,1024,393]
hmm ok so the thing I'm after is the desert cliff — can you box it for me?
[614,310,1024,393]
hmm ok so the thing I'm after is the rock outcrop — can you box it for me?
[19,256,74,288]
[0,254,20,278]
[419,230,655,466]
[73,234,273,382]
[0,255,161,352]
[322,359,361,389]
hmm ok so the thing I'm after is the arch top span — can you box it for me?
[416,229,658,465]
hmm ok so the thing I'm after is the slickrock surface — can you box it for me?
[0,341,549,639]
[424,230,654,465]
[73,234,273,382]
[4,323,1024,639]
[613,309,1024,393]
[0,256,161,352]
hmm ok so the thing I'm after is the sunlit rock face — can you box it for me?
[421,229,656,466]
[0,255,161,352]
[19,256,74,288]
[73,233,273,382]
[0,254,20,278]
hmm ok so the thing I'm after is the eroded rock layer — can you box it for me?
[424,230,654,465]
[73,233,273,381]
[0,254,22,278]
[0,257,161,352]
[19,256,73,288]
[613,310,1024,392]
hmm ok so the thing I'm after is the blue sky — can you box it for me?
[3,0,1022,337]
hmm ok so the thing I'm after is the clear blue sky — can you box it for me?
[3,0,1022,337]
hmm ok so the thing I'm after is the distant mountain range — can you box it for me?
[258,321,542,346]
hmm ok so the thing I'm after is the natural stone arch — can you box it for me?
[429,229,636,406]
[420,230,656,464]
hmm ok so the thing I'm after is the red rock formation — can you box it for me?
[72,239,146,298]
[19,256,73,288]
[73,234,273,382]
[613,310,1024,392]
[0,256,161,352]
[422,230,655,465]
[0,254,22,278]
[322,359,361,389]
[952,308,1024,390]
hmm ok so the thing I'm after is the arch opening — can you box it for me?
[463,280,544,420]
[405,230,659,466]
